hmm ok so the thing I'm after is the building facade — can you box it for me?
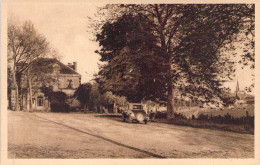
[10,58,81,112]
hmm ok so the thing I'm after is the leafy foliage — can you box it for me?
[96,14,166,102]
[83,82,127,111]
[93,4,254,116]
[74,83,92,108]
[40,86,70,112]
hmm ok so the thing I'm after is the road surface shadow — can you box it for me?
[31,114,166,158]
[94,114,124,122]
[94,114,122,118]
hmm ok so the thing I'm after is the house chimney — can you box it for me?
[73,62,77,72]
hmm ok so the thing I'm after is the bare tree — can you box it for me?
[8,19,50,111]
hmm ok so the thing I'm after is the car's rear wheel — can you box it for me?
[136,112,145,123]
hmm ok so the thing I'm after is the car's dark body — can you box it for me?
[122,103,149,124]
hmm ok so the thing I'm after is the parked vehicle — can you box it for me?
[122,103,149,124]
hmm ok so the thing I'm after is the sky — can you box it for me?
[8,2,102,83]
[7,2,254,93]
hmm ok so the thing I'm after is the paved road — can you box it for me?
[8,111,254,158]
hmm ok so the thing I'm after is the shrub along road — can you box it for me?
[8,111,254,158]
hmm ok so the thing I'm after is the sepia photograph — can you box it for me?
[1,0,258,163]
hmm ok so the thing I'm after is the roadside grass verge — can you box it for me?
[150,112,254,135]
[94,112,254,134]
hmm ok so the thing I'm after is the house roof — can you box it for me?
[33,58,80,75]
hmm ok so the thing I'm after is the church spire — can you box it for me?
[236,79,239,92]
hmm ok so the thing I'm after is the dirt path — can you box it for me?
[8,111,254,158]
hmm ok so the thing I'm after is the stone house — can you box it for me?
[10,58,81,112]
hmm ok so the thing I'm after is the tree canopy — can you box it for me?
[74,83,93,110]
[93,4,254,117]
[95,14,167,102]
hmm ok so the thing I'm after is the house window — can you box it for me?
[37,96,44,106]
[67,79,73,89]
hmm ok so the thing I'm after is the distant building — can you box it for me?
[223,79,254,106]
[234,79,254,104]
[9,58,81,112]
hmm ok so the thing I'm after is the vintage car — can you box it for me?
[122,103,149,124]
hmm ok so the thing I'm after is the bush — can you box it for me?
[149,112,167,119]
[50,103,70,112]
[44,91,71,112]
[69,107,80,112]
[222,97,236,106]
[48,92,67,104]
[149,112,187,119]
[195,113,254,128]
[197,114,209,120]
[173,113,187,119]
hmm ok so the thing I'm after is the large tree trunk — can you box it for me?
[84,104,87,113]
[165,50,174,118]
[13,78,19,111]
[15,88,19,111]
[166,78,174,118]
[17,73,23,111]
[12,64,20,111]
[29,80,33,111]
[27,68,33,112]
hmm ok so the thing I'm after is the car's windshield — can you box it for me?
[133,105,142,110]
